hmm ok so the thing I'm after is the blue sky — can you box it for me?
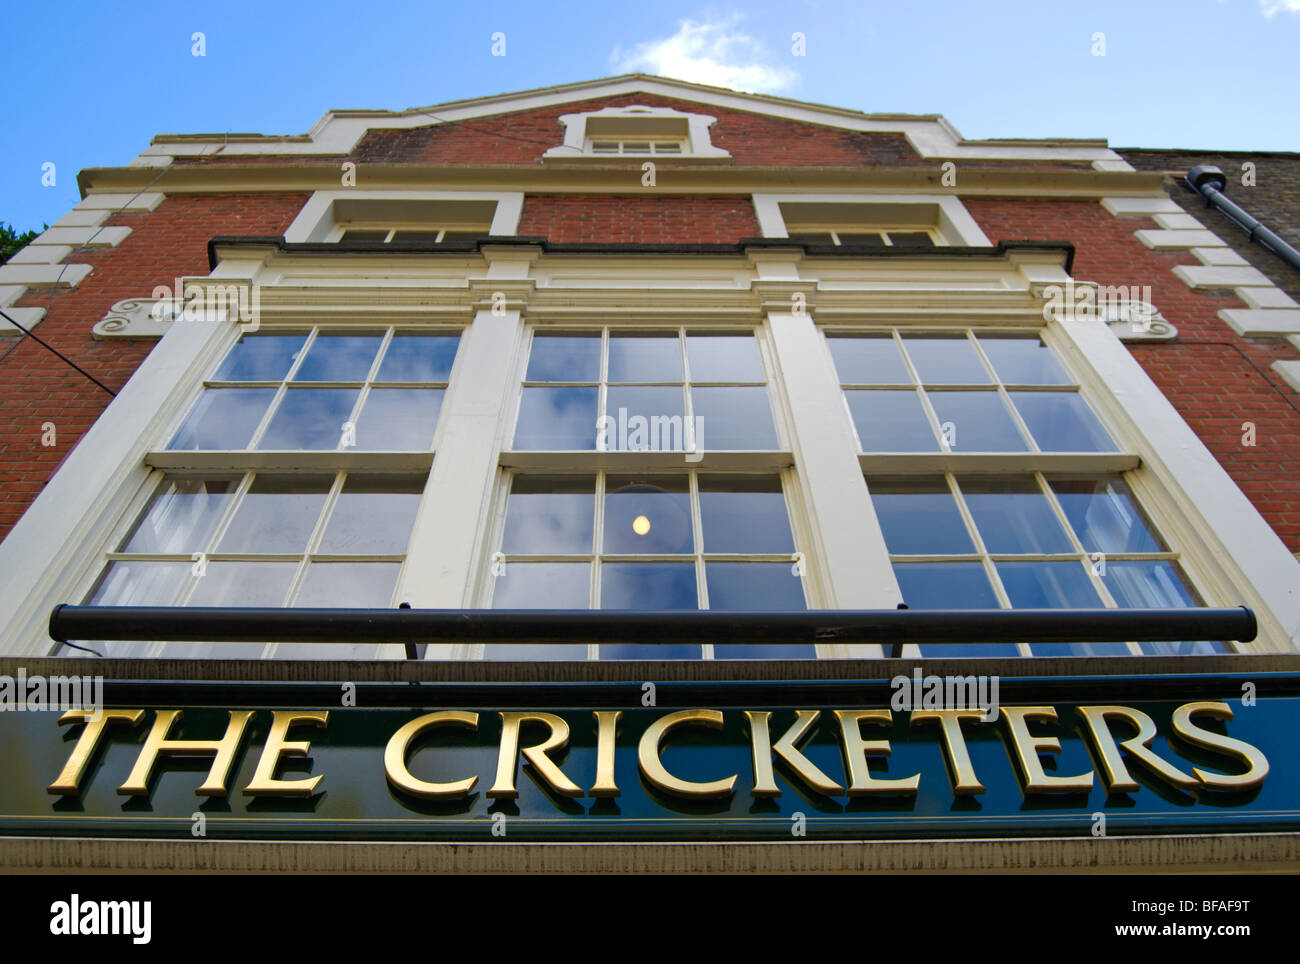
[4,0,1299,232]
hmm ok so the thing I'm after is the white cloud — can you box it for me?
[1259,0,1300,16]
[611,16,798,94]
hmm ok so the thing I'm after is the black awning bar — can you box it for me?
[49,605,1257,651]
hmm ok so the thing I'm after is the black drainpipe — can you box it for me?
[1185,165,1300,273]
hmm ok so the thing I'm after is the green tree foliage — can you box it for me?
[0,223,47,265]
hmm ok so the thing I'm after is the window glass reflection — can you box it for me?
[1050,478,1165,553]
[121,478,239,554]
[691,387,777,449]
[902,336,991,384]
[699,479,793,554]
[687,335,764,382]
[526,335,600,382]
[978,336,1071,385]
[870,480,975,554]
[217,477,332,554]
[609,334,681,382]
[258,389,359,450]
[168,388,274,450]
[354,388,442,450]
[604,481,693,554]
[318,477,423,555]
[1011,391,1115,452]
[291,335,381,382]
[927,391,1028,452]
[213,335,306,382]
[376,335,459,382]
[827,336,910,384]
[514,387,598,449]
[960,479,1073,554]
[502,479,595,554]
[846,389,937,451]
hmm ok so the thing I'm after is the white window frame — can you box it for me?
[544,106,730,161]
[284,190,524,244]
[752,193,990,247]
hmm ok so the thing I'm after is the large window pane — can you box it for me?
[608,334,681,382]
[353,388,442,450]
[1011,391,1115,453]
[927,391,1029,452]
[526,335,600,382]
[217,477,332,554]
[892,562,1017,657]
[375,335,459,382]
[1050,478,1165,553]
[869,480,975,555]
[699,479,793,553]
[213,335,306,382]
[513,387,598,450]
[291,335,381,382]
[502,478,595,554]
[83,561,194,658]
[691,386,778,449]
[601,562,698,609]
[828,335,910,384]
[604,481,693,554]
[1103,560,1223,656]
[258,388,359,450]
[705,562,805,610]
[687,335,764,382]
[605,386,687,451]
[845,390,937,451]
[960,479,1073,554]
[188,561,296,607]
[121,478,239,554]
[902,336,991,384]
[168,388,274,450]
[978,335,1071,385]
[293,562,401,607]
[492,562,591,608]
[997,561,1103,609]
[318,477,423,555]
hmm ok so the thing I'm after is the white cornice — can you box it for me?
[134,74,1128,168]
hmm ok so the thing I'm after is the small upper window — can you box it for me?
[587,139,684,155]
[335,227,483,244]
[545,105,729,161]
[786,228,938,247]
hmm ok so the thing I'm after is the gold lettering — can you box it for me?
[1001,706,1093,794]
[118,710,254,797]
[1171,701,1269,791]
[243,710,329,798]
[384,710,479,798]
[745,710,843,797]
[638,709,737,799]
[833,709,920,797]
[489,712,582,800]
[590,711,622,798]
[910,709,987,795]
[47,709,144,796]
[1075,705,1196,793]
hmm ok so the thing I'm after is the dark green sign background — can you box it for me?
[0,674,1295,842]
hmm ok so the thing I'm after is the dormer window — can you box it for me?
[545,105,730,162]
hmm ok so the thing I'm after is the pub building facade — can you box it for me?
[1,75,1299,873]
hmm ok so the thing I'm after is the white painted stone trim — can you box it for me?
[35,226,132,248]
[0,263,92,287]
[1102,191,1300,341]
[751,193,991,246]
[0,307,46,335]
[1218,309,1300,337]
[1273,360,1300,394]
[77,192,164,212]
[132,75,1130,167]
[4,245,72,265]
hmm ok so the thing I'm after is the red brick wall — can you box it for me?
[0,193,309,540]
[968,198,1300,553]
[352,94,933,168]
[518,194,759,243]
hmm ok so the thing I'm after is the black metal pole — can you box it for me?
[49,604,1257,647]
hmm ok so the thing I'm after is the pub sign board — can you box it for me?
[0,673,1294,842]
